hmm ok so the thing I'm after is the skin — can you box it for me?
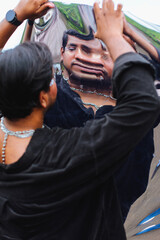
[61,35,114,91]
[60,0,135,112]
[94,0,134,61]
[123,14,159,61]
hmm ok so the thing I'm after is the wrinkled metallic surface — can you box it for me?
[31,1,160,63]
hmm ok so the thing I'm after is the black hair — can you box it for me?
[62,26,94,50]
[0,41,53,120]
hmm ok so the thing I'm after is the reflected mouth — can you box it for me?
[71,62,105,78]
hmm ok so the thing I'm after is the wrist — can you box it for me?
[14,7,26,22]
[6,10,23,26]
[102,33,123,46]
[104,35,135,62]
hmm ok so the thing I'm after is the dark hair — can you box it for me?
[62,26,94,50]
[0,41,53,120]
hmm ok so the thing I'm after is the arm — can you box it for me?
[123,14,160,62]
[94,0,135,62]
[122,15,160,96]
[83,0,160,178]
[22,21,34,42]
[0,0,54,49]
[33,1,160,201]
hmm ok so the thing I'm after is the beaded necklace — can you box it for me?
[63,77,116,109]
[0,117,35,165]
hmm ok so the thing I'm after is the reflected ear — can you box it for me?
[39,91,49,109]
[60,47,64,61]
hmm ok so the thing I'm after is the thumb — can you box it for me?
[36,2,54,14]
[94,32,98,38]
[94,32,100,39]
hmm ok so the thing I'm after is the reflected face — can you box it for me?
[61,35,113,83]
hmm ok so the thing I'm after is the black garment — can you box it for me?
[0,53,159,240]
[140,48,160,81]
[44,57,160,221]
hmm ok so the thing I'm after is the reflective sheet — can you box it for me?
[30,1,160,63]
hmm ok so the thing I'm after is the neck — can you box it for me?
[64,77,112,95]
[63,75,116,112]
[3,108,44,132]
[64,77,114,97]
[63,69,112,93]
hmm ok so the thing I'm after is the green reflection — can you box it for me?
[53,1,85,34]
[125,15,160,48]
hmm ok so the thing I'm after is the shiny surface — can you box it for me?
[31,1,160,64]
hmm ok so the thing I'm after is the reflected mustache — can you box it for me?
[71,61,105,71]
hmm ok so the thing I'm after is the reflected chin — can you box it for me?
[71,71,104,81]
[69,72,112,90]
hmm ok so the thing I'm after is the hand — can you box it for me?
[123,14,132,36]
[14,0,54,22]
[94,0,123,44]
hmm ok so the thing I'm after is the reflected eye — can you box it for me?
[65,46,76,51]
[82,47,91,55]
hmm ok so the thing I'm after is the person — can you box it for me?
[43,12,160,221]
[0,0,159,239]
[9,0,160,221]
[44,28,116,127]
[2,0,160,222]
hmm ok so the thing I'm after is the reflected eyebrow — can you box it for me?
[81,45,103,55]
[81,45,92,52]
[67,43,77,47]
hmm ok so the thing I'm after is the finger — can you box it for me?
[36,2,54,14]
[45,2,55,8]
[94,32,98,39]
[116,3,123,15]
[102,0,108,12]
[93,2,101,21]
[39,0,48,5]
[107,0,114,12]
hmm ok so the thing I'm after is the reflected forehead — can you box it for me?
[67,35,102,51]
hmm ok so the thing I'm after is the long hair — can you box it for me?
[0,41,53,120]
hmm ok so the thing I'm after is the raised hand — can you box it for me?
[93,0,135,61]
[94,0,123,44]
[14,0,54,22]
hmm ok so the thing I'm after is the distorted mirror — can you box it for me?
[31,0,160,59]
[26,0,160,114]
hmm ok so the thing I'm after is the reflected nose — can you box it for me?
[74,48,85,60]
[75,49,103,66]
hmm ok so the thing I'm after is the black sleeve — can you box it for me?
[49,52,160,188]
[149,46,160,81]
[154,46,160,60]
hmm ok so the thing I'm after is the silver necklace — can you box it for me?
[81,101,102,110]
[69,86,116,100]
[63,76,116,109]
[0,117,35,165]
[63,76,116,100]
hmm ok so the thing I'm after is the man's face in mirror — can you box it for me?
[61,35,114,87]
